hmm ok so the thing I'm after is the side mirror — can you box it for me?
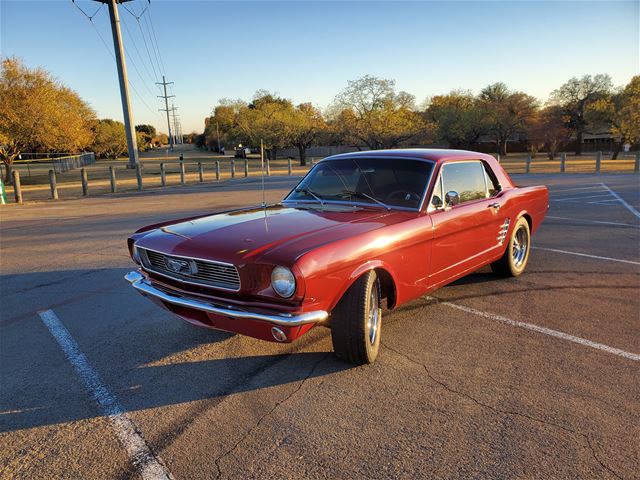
[445,190,460,207]
[431,195,443,209]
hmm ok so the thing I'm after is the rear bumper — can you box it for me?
[125,271,328,328]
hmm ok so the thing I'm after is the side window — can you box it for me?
[482,162,501,197]
[441,161,487,204]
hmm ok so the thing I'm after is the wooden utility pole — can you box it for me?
[95,0,139,168]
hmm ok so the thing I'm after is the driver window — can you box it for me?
[441,161,487,204]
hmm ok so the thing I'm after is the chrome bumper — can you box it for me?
[125,271,328,326]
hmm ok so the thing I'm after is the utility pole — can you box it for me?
[157,75,175,150]
[96,0,139,168]
[169,104,180,145]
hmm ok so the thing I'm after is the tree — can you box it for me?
[479,82,538,156]
[587,76,640,159]
[331,75,425,149]
[91,119,128,159]
[425,90,488,148]
[288,103,326,166]
[527,106,571,159]
[135,124,156,151]
[0,57,95,184]
[549,74,613,155]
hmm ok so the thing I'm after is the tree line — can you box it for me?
[0,58,167,184]
[201,73,639,165]
[1,56,638,185]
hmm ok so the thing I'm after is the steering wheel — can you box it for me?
[386,190,421,204]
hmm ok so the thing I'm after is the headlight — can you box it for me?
[271,266,296,298]
[132,245,141,264]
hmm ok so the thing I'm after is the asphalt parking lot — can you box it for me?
[1,173,639,479]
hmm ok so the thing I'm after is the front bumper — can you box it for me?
[125,271,328,327]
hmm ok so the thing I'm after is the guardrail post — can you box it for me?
[12,171,22,204]
[135,164,143,191]
[635,151,640,173]
[525,154,531,174]
[109,166,117,193]
[160,163,167,187]
[179,161,185,185]
[198,162,204,182]
[215,161,220,181]
[288,157,292,176]
[266,158,271,176]
[81,168,88,196]
[595,151,602,173]
[231,159,235,179]
[560,152,566,173]
[244,158,249,177]
[49,169,58,200]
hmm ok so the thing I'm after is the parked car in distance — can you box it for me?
[126,149,548,365]
[234,146,251,158]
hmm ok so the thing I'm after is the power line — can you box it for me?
[141,10,164,77]
[71,1,159,118]
[120,11,157,86]
[145,4,167,76]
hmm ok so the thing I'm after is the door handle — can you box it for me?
[488,203,501,209]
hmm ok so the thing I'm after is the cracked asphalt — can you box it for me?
[1,173,639,479]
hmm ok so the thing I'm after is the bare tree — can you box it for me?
[479,83,538,156]
[549,74,613,155]
[331,75,425,149]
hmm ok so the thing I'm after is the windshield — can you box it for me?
[284,157,434,210]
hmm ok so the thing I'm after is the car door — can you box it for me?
[427,160,505,287]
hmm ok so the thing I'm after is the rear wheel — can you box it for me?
[491,216,531,277]
[330,271,382,365]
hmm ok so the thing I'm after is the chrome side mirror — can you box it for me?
[445,190,460,207]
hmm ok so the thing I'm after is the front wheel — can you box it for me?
[330,271,382,365]
[491,216,531,277]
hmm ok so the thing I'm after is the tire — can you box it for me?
[491,216,531,277]
[330,271,382,365]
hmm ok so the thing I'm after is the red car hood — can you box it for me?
[135,204,416,265]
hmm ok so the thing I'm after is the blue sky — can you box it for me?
[1,1,638,134]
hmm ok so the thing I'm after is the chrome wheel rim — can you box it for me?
[512,226,529,268]
[367,286,380,345]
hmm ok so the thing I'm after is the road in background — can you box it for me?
[1,174,638,479]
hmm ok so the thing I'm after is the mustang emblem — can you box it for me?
[164,257,194,275]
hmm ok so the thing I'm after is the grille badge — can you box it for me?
[164,257,196,275]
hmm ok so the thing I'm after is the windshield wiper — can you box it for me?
[294,187,324,205]
[340,190,390,210]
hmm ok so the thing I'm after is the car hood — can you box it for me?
[135,204,416,265]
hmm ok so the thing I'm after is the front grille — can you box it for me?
[138,247,241,291]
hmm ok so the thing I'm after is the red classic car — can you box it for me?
[126,149,548,364]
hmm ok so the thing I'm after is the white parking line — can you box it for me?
[38,309,173,480]
[600,183,640,219]
[546,215,639,227]
[553,194,611,202]
[532,246,640,265]
[435,300,639,362]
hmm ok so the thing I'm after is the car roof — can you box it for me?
[324,148,496,164]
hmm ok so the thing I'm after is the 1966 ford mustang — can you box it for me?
[126,149,548,364]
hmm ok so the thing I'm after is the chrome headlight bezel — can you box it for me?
[132,244,142,264]
[271,266,296,298]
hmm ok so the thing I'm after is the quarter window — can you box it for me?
[441,161,487,204]
[482,163,500,197]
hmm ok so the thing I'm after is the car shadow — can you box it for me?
[0,268,352,433]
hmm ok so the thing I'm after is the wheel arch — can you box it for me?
[330,261,399,312]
